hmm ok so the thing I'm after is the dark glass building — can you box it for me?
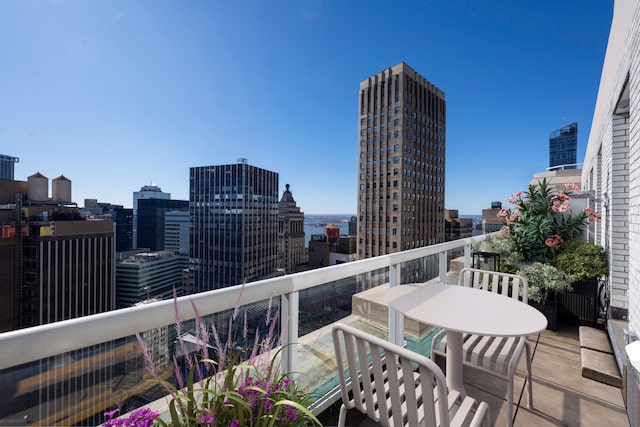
[0,154,19,180]
[137,199,188,251]
[189,159,279,293]
[357,62,446,259]
[114,207,134,252]
[549,122,578,169]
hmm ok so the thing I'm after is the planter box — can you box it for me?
[557,278,600,326]
[531,295,558,331]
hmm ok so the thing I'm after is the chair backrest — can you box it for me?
[458,267,529,303]
[332,323,452,427]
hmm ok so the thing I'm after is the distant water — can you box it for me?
[304,214,353,246]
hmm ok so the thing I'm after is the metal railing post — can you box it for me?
[388,262,404,347]
[281,290,299,377]
[439,250,447,283]
[464,244,472,269]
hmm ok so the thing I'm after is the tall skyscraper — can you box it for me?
[549,122,578,169]
[357,62,446,259]
[132,184,170,249]
[189,159,279,293]
[277,184,305,273]
[0,154,19,180]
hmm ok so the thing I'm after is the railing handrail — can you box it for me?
[0,233,492,372]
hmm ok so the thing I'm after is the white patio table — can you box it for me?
[386,282,547,394]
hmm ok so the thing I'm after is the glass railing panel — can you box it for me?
[297,268,388,337]
[0,336,158,426]
[397,252,440,285]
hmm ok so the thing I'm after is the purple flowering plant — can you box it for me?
[108,283,321,427]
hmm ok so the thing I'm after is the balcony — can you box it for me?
[0,233,629,426]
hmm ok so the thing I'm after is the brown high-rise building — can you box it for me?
[357,62,446,259]
[0,175,115,332]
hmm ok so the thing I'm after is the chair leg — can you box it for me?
[525,341,533,408]
[506,377,514,427]
[337,403,347,427]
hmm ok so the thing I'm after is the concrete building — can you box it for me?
[164,210,189,254]
[277,184,305,273]
[115,250,188,308]
[581,1,640,422]
[0,154,19,180]
[132,185,170,249]
[308,232,357,268]
[481,201,503,234]
[549,122,578,169]
[529,167,583,192]
[188,159,279,293]
[357,62,446,259]
[444,209,472,241]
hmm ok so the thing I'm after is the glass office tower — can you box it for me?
[549,122,578,169]
[188,159,279,293]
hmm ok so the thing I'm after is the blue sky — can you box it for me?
[1,0,612,214]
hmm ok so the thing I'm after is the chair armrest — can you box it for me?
[430,328,446,357]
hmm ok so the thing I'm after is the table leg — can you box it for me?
[446,330,466,395]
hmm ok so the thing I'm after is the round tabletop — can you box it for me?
[386,282,547,336]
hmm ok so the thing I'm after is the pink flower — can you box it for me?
[544,234,564,249]
[564,183,580,193]
[583,207,602,222]
[496,209,510,220]
[551,194,571,212]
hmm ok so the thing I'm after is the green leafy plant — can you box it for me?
[516,262,574,304]
[498,179,600,264]
[553,240,608,281]
[475,233,523,273]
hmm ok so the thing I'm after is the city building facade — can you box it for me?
[549,122,578,169]
[481,202,503,235]
[188,159,279,293]
[277,184,305,273]
[115,250,188,308]
[582,1,640,421]
[137,198,188,251]
[164,210,190,254]
[0,154,19,180]
[357,62,446,259]
[444,209,473,241]
[0,175,115,332]
[82,199,134,253]
[132,185,170,249]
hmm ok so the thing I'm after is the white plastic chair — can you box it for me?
[430,268,533,427]
[332,322,490,427]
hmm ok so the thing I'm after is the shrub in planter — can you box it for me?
[516,262,574,305]
[516,262,573,330]
[553,240,608,325]
[553,240,608,281]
